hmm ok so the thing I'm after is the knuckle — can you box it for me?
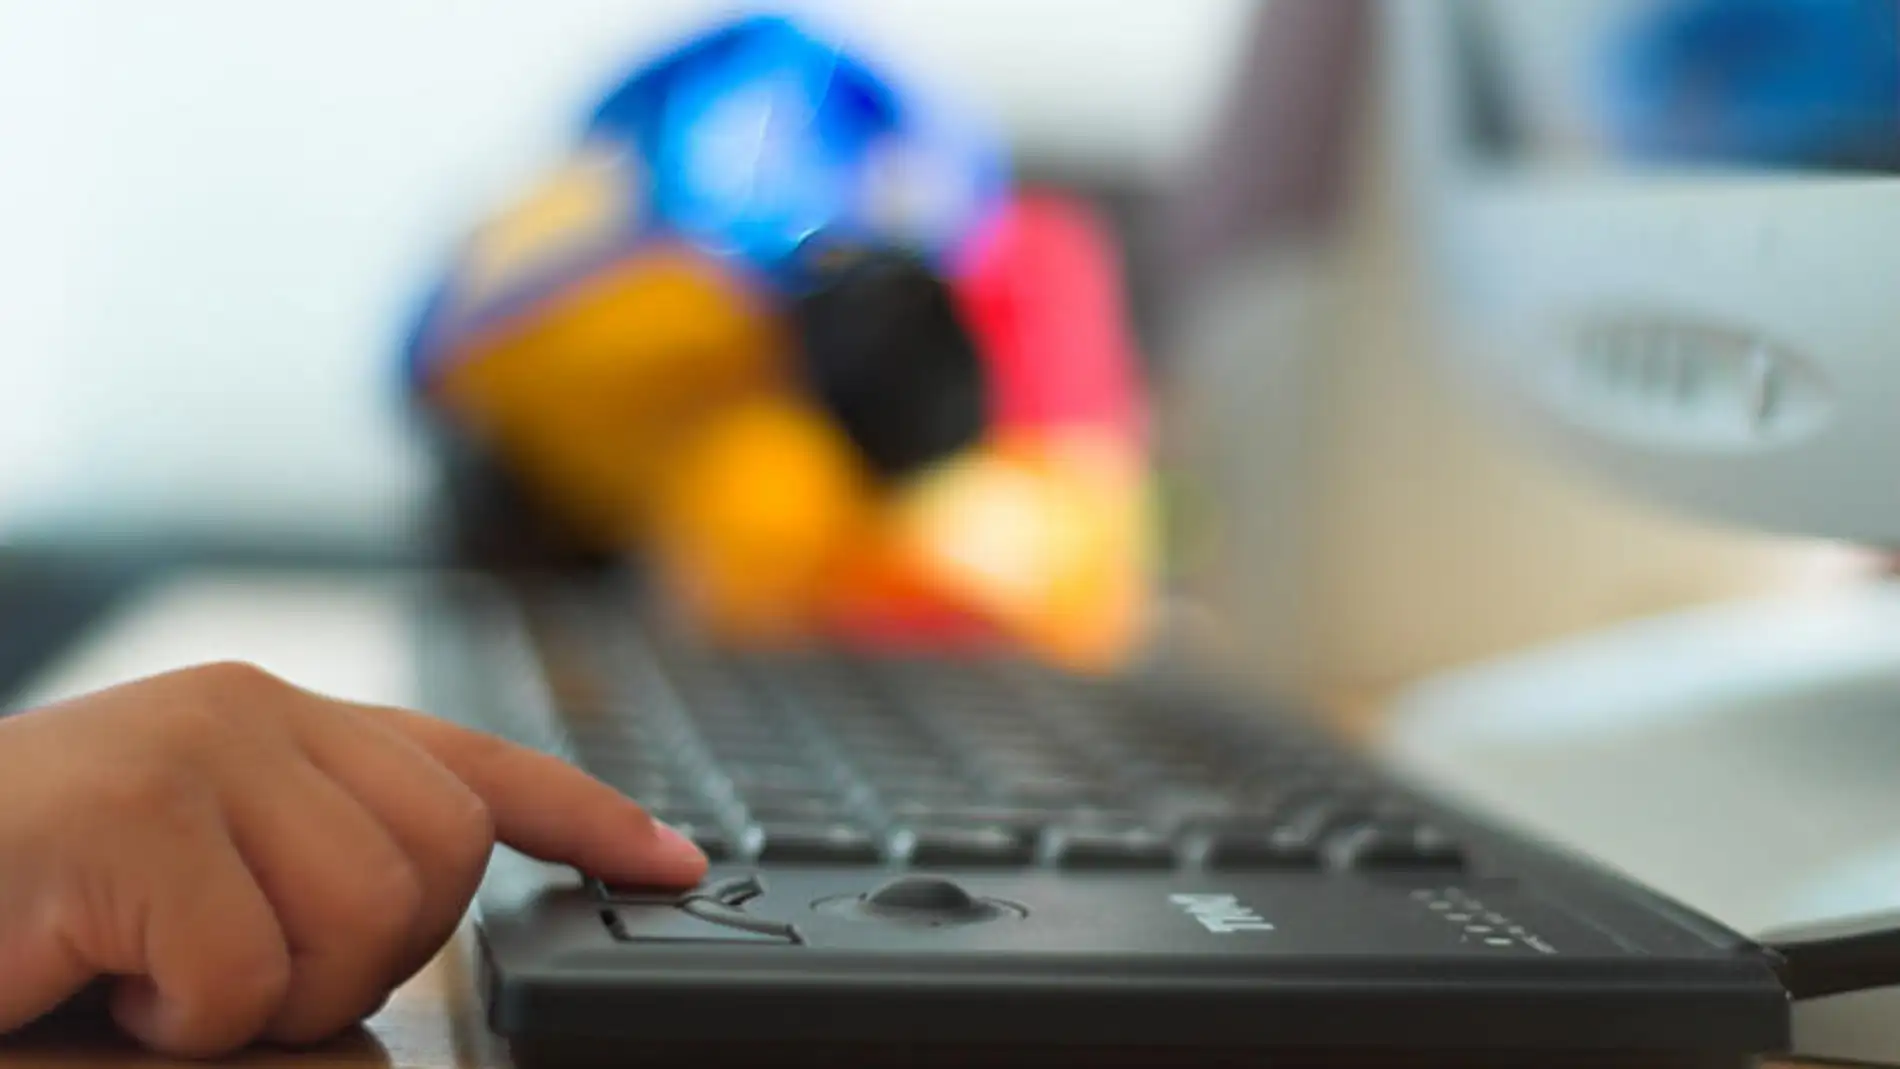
[44,867,136,971]
[144,661,297,743]
[187,659,288,698]
[161,662,305,758]
[349,859,426,937]
[115,913,290,1056]
[442,792,496,874]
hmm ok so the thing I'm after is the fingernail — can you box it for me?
[651,819,708,866]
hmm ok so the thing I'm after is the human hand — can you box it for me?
[0,661,706,1056]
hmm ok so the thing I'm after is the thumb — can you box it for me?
[354,703,707,888]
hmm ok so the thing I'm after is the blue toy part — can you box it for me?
[586,12,1007,291]
[399,274,455,393]
[400,11,1009,394]
[1597,0,1900,169]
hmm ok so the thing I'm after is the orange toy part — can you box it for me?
[648,394,877,644]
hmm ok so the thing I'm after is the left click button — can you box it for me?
[607,902,799,945]
[588,877,688,906]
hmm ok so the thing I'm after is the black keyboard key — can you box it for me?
[1234,777,1330,812]
[741,796,861,823]
[1276,796,1371,841]
[566,727,682,753]
[580,744,685,770]
[990,780,1113,807]
[593,768,697,797]
[731,780,846,804]
[887,802,1052,833]
[963,735,1067,761]
[1137,761,1244,791]
[755,823,885,865]
[903,825,1037,867]
[723,762,822,784]
[1365,795,1425,823]
[1327,821,1467,871]
[1049,827,1178,870]
[1205,826,1324,870]
[1051,801,1157,824]
[864,773,975,799]
[841,739,945,763]
[1146,788,1238,825]
[723,757,829,783]
[646,803,728,827]
[699,740,802,766]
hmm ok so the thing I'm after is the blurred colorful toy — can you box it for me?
[402,13,1153,670]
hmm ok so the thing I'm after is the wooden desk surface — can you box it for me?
[0,932,497,1069]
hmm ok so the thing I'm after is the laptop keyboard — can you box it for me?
[524,600,1467,874]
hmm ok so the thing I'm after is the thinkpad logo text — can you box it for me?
[1169,893,1275,934]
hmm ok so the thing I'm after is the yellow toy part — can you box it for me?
[431,245,786,547]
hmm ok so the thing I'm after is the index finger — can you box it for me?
[347,703,707,888]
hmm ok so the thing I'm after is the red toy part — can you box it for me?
[950,191,1148,445]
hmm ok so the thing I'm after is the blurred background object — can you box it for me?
[403,12,1152,668]
[1157,0,1885,703]
[0,0,1878,695]
[1597,0,1900,171]
[1368,5,1900,1059]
